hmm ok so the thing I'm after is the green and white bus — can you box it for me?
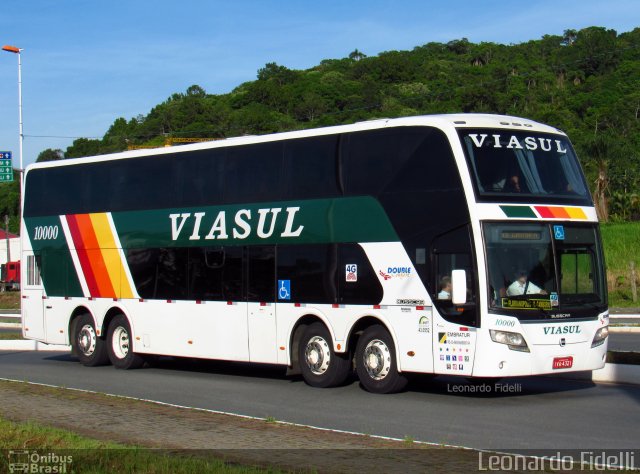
[21,114,609,393]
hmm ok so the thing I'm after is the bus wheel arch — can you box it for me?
[348,317,408,394]
[345,316,396,358]
[69,307,109,367]
[288,314,325,376]
[291,316,350,388]
[101,306,129,342]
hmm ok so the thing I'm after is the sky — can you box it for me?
[0,0,638,169]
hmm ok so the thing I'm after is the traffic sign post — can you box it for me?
[0,152,14,182]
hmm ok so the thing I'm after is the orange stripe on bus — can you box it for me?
[75,214,115,298]
[548,207,570,218]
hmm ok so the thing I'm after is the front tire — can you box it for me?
[71,313,109,367]
[355,325,407,394]
[107,314,144,369]
[299,322,351,388]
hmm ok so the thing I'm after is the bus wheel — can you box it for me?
[107,314,144,370]
[299,322,351,388]
[355,325,407,394]
[72,313,109,367]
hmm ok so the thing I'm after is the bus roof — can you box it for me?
[25,113,565,173]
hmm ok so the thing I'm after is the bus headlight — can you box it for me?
[490,330,530,352]
[591,326,609,348]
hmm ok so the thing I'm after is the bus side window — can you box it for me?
[277,244,338,304]
[284,136,341,200]
[247,246,276,302]
[188,247,225,301]
[431,226,478,327]
[338,243,383,305]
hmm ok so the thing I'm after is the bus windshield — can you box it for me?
[459,129,591,205]
[484,223,606,319]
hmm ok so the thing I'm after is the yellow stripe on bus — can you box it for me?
[564,207,587,219]
[89,213,135,299]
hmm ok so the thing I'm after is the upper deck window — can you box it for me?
[459,129,592,205]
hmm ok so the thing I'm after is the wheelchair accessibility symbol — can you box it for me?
[553,225,565,240]
[278,280,291,300]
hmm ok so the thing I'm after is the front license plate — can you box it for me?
[553,356,573,369]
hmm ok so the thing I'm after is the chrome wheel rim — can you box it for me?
[304,336,331,375]
[363,339,392,380]
[77,324,97,356]
[112,325,130,360]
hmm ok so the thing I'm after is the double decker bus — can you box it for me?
[21,114,609,393]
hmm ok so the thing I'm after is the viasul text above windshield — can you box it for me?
[459,129,592,205]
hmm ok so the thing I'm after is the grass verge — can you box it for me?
[0,416,276,474]
[0,292,20,310]
[601,222,640,308]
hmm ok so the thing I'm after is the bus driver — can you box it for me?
[506,270,547,296]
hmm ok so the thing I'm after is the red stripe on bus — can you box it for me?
[66,214,100,297]
[534,206,555,218]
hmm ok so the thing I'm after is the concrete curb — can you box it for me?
[0,322,20,329]
[608,326,640,333]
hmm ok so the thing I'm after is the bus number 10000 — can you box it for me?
[33,225,59,241]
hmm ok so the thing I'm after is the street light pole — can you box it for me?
[2,45,24,189]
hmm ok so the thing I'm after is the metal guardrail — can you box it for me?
[0,311,20,320]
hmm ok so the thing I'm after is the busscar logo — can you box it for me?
[397,299,425,305]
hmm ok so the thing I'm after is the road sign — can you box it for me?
[0,152,13,182]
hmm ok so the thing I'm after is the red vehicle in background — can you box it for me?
[1,260,20,291]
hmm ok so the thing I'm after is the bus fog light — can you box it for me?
[591,326,609,348]
[490,330,530,352]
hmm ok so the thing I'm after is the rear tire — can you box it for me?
[355,325,407,394]
[107,314,144,369]
[299,322,351,388]
[71,313,109,367]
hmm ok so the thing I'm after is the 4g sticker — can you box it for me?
[345,264,358,282]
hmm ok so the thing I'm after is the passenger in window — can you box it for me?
[506,270,547,296]
[437,276,452,300]
[503,174,522,193]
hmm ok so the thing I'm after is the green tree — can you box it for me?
[36,148,64,162]
[26,25,640,222]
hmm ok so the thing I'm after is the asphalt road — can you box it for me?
[0,350,638,454]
